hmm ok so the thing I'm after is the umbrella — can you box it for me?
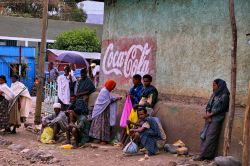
[56,52,89,66]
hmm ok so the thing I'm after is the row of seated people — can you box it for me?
[42,74,230,161]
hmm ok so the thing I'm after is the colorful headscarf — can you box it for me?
[105,80,116,92]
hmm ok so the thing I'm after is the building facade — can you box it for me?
[100,0,250,103]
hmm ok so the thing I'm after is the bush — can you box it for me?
[50,28,101,52]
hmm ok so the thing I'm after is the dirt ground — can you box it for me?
[0,98,213,166]
[0,125,213,166]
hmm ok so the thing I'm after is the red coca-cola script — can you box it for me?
[101,37,156,85]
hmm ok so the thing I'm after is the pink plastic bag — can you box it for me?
[120,96,133,128]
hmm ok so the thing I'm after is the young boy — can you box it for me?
[66,110,90,147]
[130,107,161,156]
[129,74,143,106]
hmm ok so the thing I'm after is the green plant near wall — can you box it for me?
[50,28,101,52]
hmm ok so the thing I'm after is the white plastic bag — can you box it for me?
[123,138,138,154]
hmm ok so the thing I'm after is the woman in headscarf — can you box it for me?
[194,79,230,161]
[11,75,32,123]
[0,75,15,131]
[89,80,122,144]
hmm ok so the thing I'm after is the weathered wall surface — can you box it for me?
[101,0,250,103]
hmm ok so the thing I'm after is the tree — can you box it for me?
[50,28,101,52]
[0,0,87,22]
[223,0,237,156]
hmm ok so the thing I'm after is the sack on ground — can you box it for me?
[164,144,178,154]
[176,147,188,155]
[173,140,185,147]
[123,139,138,154]
[40,127,54,144]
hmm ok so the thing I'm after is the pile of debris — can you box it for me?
[164,140,189,156]
[0,136,59,164]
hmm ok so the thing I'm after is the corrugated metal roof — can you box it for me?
[0,16,103,40]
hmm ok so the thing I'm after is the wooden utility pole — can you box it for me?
[35,0,49,125]
[223,0,237,156]
[242,82,250,166]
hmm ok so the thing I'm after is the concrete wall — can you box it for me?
[101,0,250,103]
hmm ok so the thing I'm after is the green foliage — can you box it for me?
[60,7,87,22]
[1,0,87,22]
[70,8,87,22]
[50,28,101,52]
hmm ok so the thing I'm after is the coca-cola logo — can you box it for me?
[102,42,152,78]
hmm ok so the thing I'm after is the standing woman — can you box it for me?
[89,80,122,144]
[195,79,230,161]
[0,75,15,131]
[11,75,32,123]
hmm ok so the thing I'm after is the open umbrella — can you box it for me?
[56,52,89,66]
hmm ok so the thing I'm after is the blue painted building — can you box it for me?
[0,46,36,91]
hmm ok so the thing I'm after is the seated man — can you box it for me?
[66,111,90,147]
[129,74,143,106]
[137,74,158,115]
[42,103,68,142]
[129,107,162,156]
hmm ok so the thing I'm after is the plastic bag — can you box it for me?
[40,127,54,144]
[126,108,138,134]
[120,96,133,128]
[123,138,138,154]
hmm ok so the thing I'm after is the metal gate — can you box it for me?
[42,81,58,115]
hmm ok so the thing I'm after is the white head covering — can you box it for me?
[90,63,96,67]
[53,103,61,109]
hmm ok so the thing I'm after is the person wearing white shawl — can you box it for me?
[11,75,32,122]
[89,80,122,144]
[0,75,15,130]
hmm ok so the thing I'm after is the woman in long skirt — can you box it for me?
[89,80,122,144]
[0,75,15,131]
[194,79,230,161]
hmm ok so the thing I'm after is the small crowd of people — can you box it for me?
[0,75,32,134]
[0,63,230,161]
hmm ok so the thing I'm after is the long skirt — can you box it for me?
[200,121,223,160]
[9,101,21,127]
[19,96,31,118]
[89,108,111,142]
[0,96,9,130]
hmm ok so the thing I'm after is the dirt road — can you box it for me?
[0,127,212,166]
